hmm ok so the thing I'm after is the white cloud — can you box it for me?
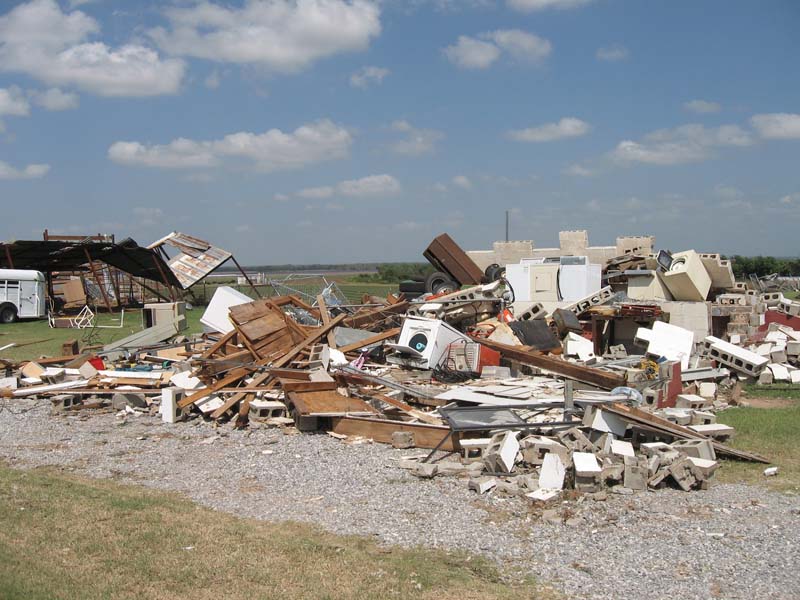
[295,173,401,199]
[444,29,551,69]
[149,0,381,72]
[0,0,185,97]
[338,174,400,197]
[350,65,389,88]
[508,117,591,142]
[297,185,335,199]
[443,35,501,69]
[714,184,743,200]
[563,164,594,177]
[508,0,593,12]
[432,182,448,192]
[684,99,721,114]
[485,30,551,64]
[68,0,97,7]
[0,86,30,116]
[30,87,79,110]
[611,123,753,165]
[273,193,290,202]
[780,193,800,205]
[751,113,800,140]
[390,120,444,155]
[596,44,628,62]
[452,175,472,189]
[0,160,50,180]
[108,119,353,171]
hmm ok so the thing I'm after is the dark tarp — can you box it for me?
[0,238,182,288]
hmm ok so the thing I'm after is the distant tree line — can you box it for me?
[351,263,434,283]
[727,256,800,278]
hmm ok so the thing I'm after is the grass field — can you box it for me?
[0,465,549,600]
[0,309,206,363]
[716,385,800,492]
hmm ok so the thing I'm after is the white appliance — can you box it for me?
[505,257,601,304]
[386,316,469,370]
[200,286,253,334]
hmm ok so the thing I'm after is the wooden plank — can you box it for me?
[338,327,402,354]
[279,380,337,393]
[316,294,337,349]
[286,390,376,416]
[368,393,443,426]
[342,302,409,330]
[330,416,458,451]
[266,314,347,369]
[472,337,625,391]
[200,330,236,359]
[177,367,251,409]
[237,312,286,343]
[229,299,276,325]
[210,372,274,419]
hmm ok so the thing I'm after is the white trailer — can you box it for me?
[0,269,47,323]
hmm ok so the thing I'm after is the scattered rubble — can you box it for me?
[2,230,795,511]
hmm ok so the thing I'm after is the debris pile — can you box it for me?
[3,230,789,504]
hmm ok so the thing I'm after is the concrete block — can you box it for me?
[661,407,693,426]
[791,370,800,385]
[413,463,438,478]
[557,427,594,453]
[249,399,287,420]
[704,336,768,377]
[675,394,709,410]
[539,453,566,490]
[624,465,647,491]
[640,442,672,457]
[636,321,694,370]
[687,456,719,479]
[698,382,717,398]
[391,431,416,449]
[520,437,569,466]
[671,439,716,461]
[483,431,520,474]
[690,410,716,425]
[583,407,628,437]
[601,463,624,482]
[668,457,698,491]
[78,361,99,379]
[758,370,774,385]
[768,363,791,382]
[0,376,18,390]
[662,250,712,301]
[112,392,147,410]
[160,387,187,423]
[610,439,635,458]
[688,423,735,440]
[526,488,560,502]
[573,451,602,476]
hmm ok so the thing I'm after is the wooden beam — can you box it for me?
[265,313,346,369]
[330,416,459,451]
[337,327,402,354]
[177,367,252,409]
[210,372,274,419]
[367,393,443,426]
[472,337,625,391]
[316,294,337,349]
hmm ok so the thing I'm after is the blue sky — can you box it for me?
[1,0,799,264]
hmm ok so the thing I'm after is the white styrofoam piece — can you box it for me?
[200,286,253,334]
[170,371,205,390]
[526,488,560,501]
[497,431,520,473]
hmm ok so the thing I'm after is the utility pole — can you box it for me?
[505,210,509,242]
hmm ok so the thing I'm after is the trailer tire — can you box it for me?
[425,271,457,295]
[0,304,17,324]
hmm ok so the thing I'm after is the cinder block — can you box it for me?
[703,336,768,377]
[483,431,520,474]
[160,387,187,423]
[662,250,712,301]
[572,451,602,476]
[671,439,716,461]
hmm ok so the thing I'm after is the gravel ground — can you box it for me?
[1,398,798,600]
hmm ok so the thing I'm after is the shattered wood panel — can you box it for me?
[167,245,232,289]
[236,312,286,343]
[286,390,377,416]
[342,302,409,330]
[330,416,459,451]
[229,299,280,325]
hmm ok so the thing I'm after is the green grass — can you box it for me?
[0,309,205,363]
[0,465,551,600]
[716,390,800,492]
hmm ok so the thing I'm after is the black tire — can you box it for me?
[485,263,505,282]
[0,305,17,324]
[425,271,457,294]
